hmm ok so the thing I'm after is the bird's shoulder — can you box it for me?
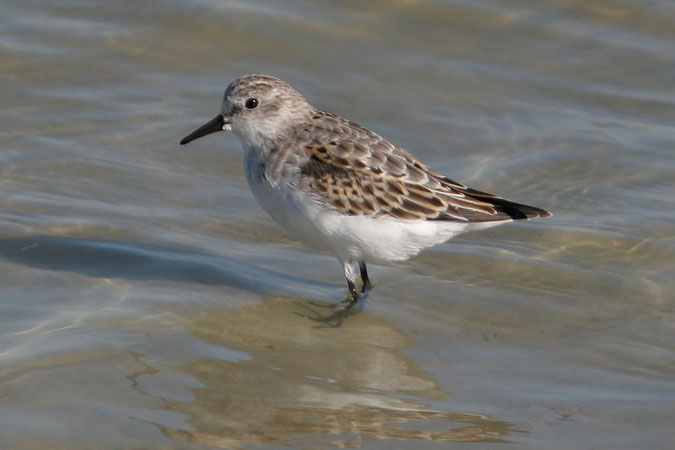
[294,110,439,180]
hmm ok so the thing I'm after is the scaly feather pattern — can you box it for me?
[294,111,550,222]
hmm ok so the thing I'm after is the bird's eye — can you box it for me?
[244,98,259,109]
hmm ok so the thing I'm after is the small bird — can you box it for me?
[181,74,550,319]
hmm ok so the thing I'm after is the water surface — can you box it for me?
[1,0,674,449]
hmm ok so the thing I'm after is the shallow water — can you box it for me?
[1,0,674,449]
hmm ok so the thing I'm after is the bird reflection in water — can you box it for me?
[148,297,523,448]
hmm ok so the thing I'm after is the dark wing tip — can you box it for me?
[537,208,553,219]
[476,195,551,221]
[498,202,551,220]
[438,185,552,222]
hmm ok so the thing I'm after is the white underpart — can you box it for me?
[244,146,509,266]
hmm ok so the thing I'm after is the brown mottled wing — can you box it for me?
[297,111,551,222]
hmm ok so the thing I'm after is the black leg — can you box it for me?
[304,279,357,327]
[325,278,359,321]
[347,279,359,303]
[296,261,362,327]
[359,261,372,293]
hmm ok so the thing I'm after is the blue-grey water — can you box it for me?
[1,1,674,449]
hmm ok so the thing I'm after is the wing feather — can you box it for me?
[297,111,550,222]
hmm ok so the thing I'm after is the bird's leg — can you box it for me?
[297,260,360,327]
[337,259,359,311]
[359,261,372,293]
[303,260,357,326]
[323,259,360,318]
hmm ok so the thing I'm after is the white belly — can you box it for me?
[244,151,507,263]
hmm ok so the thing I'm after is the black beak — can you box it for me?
[180,114,228,145]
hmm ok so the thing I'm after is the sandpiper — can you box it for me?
[181,74,550,321]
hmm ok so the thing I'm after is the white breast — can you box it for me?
[244,149,332,249]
